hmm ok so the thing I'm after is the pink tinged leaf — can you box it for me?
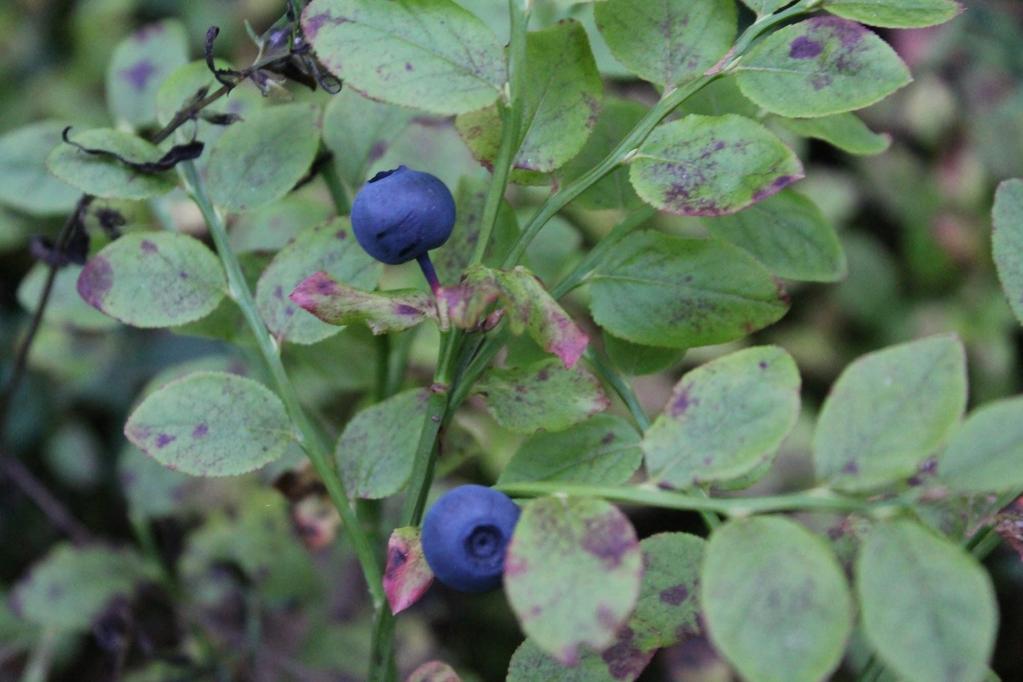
[290,271,436,334]
[383,527,434,615]
[405,661,461,682]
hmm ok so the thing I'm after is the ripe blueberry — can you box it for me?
[421,484,520,593]
[350,165,455,291]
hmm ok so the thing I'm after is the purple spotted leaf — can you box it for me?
[735,16,912,118]
[504,496,642,665]
[125,371,294,477]
[506,532,704,682]
[302,0,505,115]
[291,272,436,335]
[256,219,379,345]
[106,20,188,126]
[494,267,589,368]
[77,232,227,328]
[629,114,803,216]
[406,661,461,682]
[383,527,434,615]
[437,267,503,331]
[475,359,610,434]
[588,231,790,349]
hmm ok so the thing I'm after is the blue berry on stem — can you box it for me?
[350,165,455,294]
[421,484,521,593]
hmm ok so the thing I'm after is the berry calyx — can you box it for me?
[421,484,520,593]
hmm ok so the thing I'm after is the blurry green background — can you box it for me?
[1,0,1023,680]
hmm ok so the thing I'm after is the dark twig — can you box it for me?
[0,450,92,544]
[62,127,204,175]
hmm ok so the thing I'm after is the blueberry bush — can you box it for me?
[1,0,1022,680]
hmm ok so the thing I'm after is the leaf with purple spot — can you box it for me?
[736,16,912,118]
[504,496,642,664]
[125,371,293,477]
[588,231,790,349]
[106,19,188,126]
[383,527,434,615]
[255,218,379,345]
[77,232,227,328]
[18,263,118,331]
[629,114,803,216]
[291,272,436,335]
[475,359,610,434]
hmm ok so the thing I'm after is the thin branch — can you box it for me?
[0,452,91,545]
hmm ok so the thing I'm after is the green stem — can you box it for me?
[321,159,351,215]
[496,481,889,517]
[182,162,384,611]
[20,628,58,682]
[585,347,650,432]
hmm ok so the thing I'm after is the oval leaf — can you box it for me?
[47,129,177,199]
[505,496,642,664]
[206,104,321,213]
[78,232,227,328]
[456,20,602,177]
[630,114,803,216]
[125,371,293,476]
[775,112,891,156]
[939,397,1023,493]
[736,16,912,118]
[813,334,967,491]
[337,388,430,499]
[475,359,610,434]
[0,121,79,215]
[704,189,846,282]
[494,267,589,368]
[588,231,790,349]
[230,196,333,254]
[702,517,853,682]
[594,0,736,86]
[384,527,434,615]
[322,89,415,189]
[255,219,379,345]
[106,20,189,126]
[824,0,962,28]
[292,272,436,335]
[302,0,505,115]
[499,414,642,486]
[992,178,1023,325]
[857,520,997,682]
[643,346,801,489]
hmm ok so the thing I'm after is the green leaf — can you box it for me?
[741,0,796,14]
[0,121,80,215]
[475,359,609,434]
[813,334,967,492]
[630,114,804,216]
[603,333,684,376]
[507,532,704,682]
[13,544,150,631]
[736,16,912,118]
[77,232,227,328]
[47,128,178,199]
[118,445,203,520]
[433,177,520,285]
[505,496,642,664]
[857,520,996,682]
[499,414,642,486]
[292,272,436,335]
[302,0,505,115]
[594,0,736,86]
[205,103,322,213]
[824,0,962,28]
[456,20,602,177]
[704,189,847,282]
[106,20,189,126]
[125,371,294,476]
[337,388,430,499]
[17,263,118,331]
[322,88,415,189]
[939,397,1023,493]
[384,527,434,615]
[230,196,334,254]
[557,99,646,210]
[643,346,800,488]
[702,517,853,682]
[776,112,891,155]
[255,219,379,345]
[588,231,790,349]
[992,179,1023,325]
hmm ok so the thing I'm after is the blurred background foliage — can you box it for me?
[1,0,1022,680]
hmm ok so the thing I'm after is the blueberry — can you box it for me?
[350,166,456,271]
[421,484,520,593]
